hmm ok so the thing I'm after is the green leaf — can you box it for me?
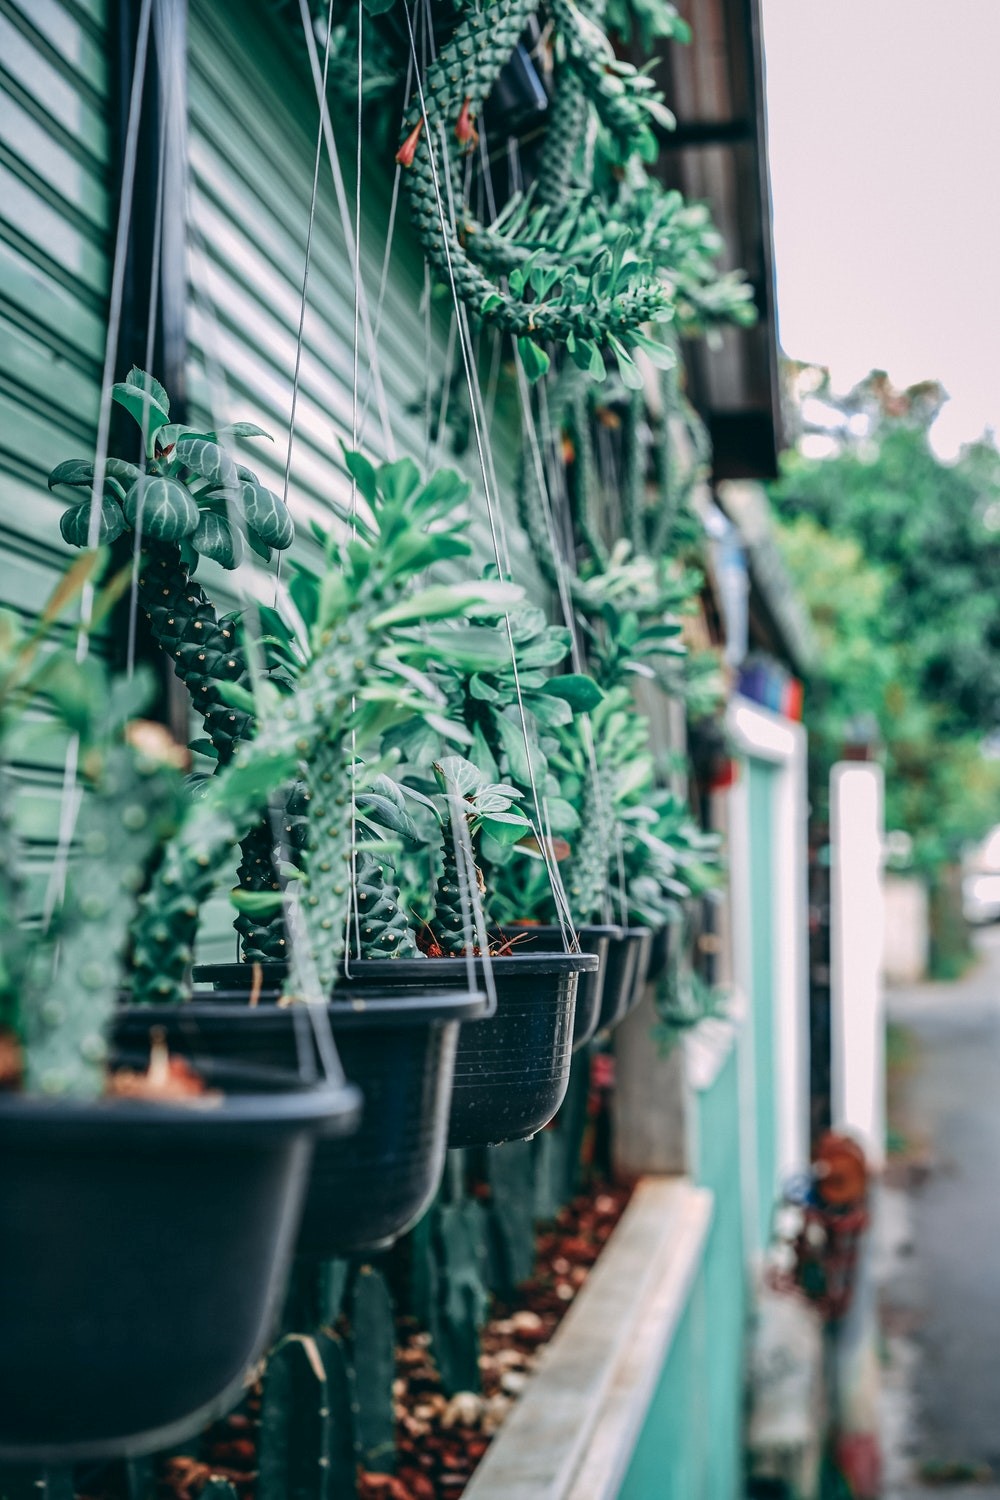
[527,691,572,728]
[541,796,579,835]
[216,680,257,714]
[377,457,421,508]
[244,528,272,562]
[632,333,677,371]
[111,381,171,440]
[175,436,238,488]
[588,341,607,381]
[481,810,531,846]
[362,0,396,12]
[125,367,169,414]
[608,335,644,390]
[342,446,379,506]
[124,475,200,540]
[241,483,294,549]
[59,497,126,547]
[370,580,521,631]
[189,738,219,761]
[217,421,272,441]
[230,887,284,916]
[192,511,246,570]
[492,710,531,785]
[468,673,499,702]
[543,674,604,712]
[516,337,551,384]
[49,459,94,491]
[356,792,420,842]
[434,755,482,798]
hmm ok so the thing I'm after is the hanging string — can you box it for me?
[299,7,396,462]
[400,4,577,951]
[346,8,364,969]
[283,0,338,568]
[43,0,154,932]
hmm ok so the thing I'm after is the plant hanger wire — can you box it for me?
[400,0,580,952]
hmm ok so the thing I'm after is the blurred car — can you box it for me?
[963,871,1000,925]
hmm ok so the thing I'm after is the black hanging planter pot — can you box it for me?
[159,980,487,1258]
[268,953,595,1150]
[504,924,620,1051]
[0,1054,356,1465]
[644,920,681,985]
[597,927,653,1031]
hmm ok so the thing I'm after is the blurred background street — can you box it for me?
[882,928,1000,1497]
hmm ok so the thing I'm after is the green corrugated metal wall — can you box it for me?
[0,0,111,906]
[185,0,535,956]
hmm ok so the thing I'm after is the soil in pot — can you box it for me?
[503,925,620,1052]
[0,1055,355,1464]
[597,928,651,1031]
[127,988,486,1258]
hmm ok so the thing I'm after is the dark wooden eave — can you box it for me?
[635,0,784,482]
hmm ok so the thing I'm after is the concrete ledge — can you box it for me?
[462,1177,713,1500]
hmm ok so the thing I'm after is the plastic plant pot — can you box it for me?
[0,1055,357,1465]
[196,952,594,1151]
[128,987,486,1257]
[597,927,652,1031]
[504,924,621,1051]
[644,920,680,985]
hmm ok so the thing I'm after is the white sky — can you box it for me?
[760,1,1000,456]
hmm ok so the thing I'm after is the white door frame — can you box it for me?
[726,696,810,1250]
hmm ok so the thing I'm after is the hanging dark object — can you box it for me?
[597,927,652,1030]
[0,1052,356,1463]
[504,924,621,1051]
[139,984,487,1256]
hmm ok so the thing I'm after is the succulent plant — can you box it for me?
[0,557,188,1096]
[130,449,521,1005]
[49,368,293,765]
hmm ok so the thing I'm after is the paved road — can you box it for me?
[883,928,1000,1496]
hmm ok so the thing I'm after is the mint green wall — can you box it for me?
[748,756,779,1248]
[619,1045,746,1500]
[0,0,111,913]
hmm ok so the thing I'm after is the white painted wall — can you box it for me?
[883,874,929,985]
[830,763,886,1166]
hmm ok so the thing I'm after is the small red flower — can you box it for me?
[396,117,425,168]
[455,97,478,152]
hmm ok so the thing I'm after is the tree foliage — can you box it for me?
[770,377,1000,869]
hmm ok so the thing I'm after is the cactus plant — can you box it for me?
[0,560,189,1097]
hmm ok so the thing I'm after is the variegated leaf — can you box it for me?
[192,511,246,570]
[174,436,238,488]
[241,482,294,549]
[59,497,126,547]
[124,475,199,540]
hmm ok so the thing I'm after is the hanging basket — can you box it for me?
[129,986,486,1257]
[644,920,680,985]
[282,953,592,1149]
[0,1053,356,1464]
[504,924,621,1051]
[597,927,653,1031]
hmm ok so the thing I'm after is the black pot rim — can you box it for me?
[507,922,624,941]
[194,954,597,985]
[611,926,652,943]
[146,990,488,1028]
[0,1076,357,1136]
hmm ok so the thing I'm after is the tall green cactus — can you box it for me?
[24,735,185,1096]
[398,0,672,373]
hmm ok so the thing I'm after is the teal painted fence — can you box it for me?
[618,1041,746,1500]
